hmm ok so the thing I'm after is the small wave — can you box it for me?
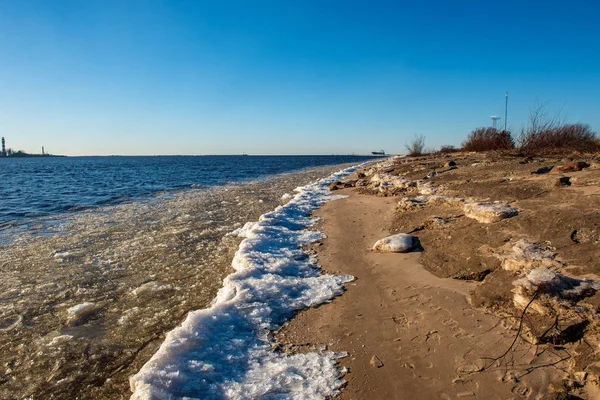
[129,162,370,399]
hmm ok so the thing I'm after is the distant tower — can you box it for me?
[490,115,501,129]
[1,137,6,157]
[42,146,45,155]
[504,91,509,132]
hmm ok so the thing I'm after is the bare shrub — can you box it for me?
[405,134,426,156]
[518,101,599,153]
[439,145,459,154]
[520,123,598,153]
[462,127,515,152]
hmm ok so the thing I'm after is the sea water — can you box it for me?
[0,155,375,399]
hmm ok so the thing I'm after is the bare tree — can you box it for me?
[405,134,426,156]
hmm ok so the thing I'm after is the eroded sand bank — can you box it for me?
[277,152,600,399]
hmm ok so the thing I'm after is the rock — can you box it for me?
[370,355,384,368]
[357,172,366,179]
[444,160,457,168]
[67,302,97,324]
[512,267,600,313]
[531,166,553,175]
[550,161,590,174]
[426,216,448,227]
[554,176,571,186]
[571,228,600,244]
[463,202,518,223]
[372,233,414,253]
[328,181,342,191]
[500,240,563,274]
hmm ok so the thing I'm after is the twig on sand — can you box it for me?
[481,291,540,370]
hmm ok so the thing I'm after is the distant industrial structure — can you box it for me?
[0,137,64,158]
[490,115,500,129]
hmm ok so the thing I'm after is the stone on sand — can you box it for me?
[370,355,384,368]
[372,233,414,253]
[67,302,96,324]
[500,240,562,274]
[550,161,590,174]
[463,202,518,224]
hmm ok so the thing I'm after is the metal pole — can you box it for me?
[504,91,508,132]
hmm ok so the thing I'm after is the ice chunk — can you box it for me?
[130,281,172,297]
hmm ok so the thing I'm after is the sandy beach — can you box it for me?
[277,153,600,399]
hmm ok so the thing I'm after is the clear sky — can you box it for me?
[0,0,598,155]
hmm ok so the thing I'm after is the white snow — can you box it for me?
[129,161,373,400]
[280,193,294,204]
[372,233,414,253]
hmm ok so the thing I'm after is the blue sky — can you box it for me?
[0,0,598,155]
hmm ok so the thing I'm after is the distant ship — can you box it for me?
[371,150,385,155]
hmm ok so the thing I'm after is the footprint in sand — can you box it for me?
[402,362,415,369]
[511,383,531,397]
[425,330,441,344]
[407,294,433,305]
[442,317,459,328]
[392,313,408,326]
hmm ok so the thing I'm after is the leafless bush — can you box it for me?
[439,145,459,153]
[405,134,426,156]
[462,127,515,152]
[518,103,599,153]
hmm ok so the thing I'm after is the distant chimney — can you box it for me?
[1,137,5,157]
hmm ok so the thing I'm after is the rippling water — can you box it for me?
[0,156,374,399]
[0,155,373,232]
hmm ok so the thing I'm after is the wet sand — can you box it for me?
[276,191,569,399]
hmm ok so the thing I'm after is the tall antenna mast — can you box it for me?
[504,91,509,132]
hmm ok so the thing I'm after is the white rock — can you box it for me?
[372,234,414,253]
[67,302,96,321]
[463,202,518,223]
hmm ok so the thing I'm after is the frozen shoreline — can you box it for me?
[1,162,372,399]
[129,162,372,399]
